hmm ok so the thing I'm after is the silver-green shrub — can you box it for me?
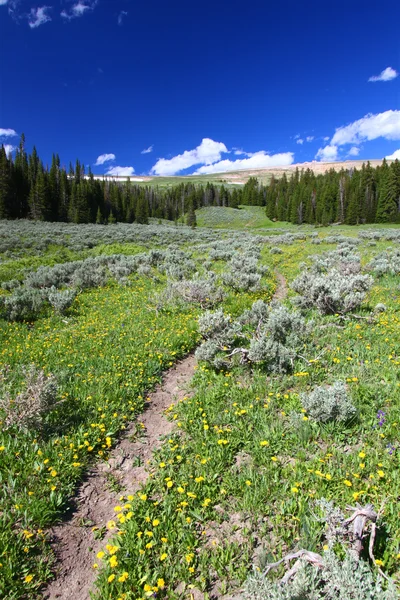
[222,252,263,292]
[1,288,45,321]
[196,302,308,372]
[156,276,224,309]
[47,287,77,314]
[243,552,398,600]
[291,268,373,314]
[367,250,400,277]
[301,381,356,423]
[0,365,58,433]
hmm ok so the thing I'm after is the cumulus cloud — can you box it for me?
[28,6,51,28]
[2,144,15,156]
[95,153,116,166]
[315,145,339,162]
[141,145,154,154]
[0,0,9,5]
[348,146,360,157]
[331,110,400,146]
[61,1,97,20]
[306,136,314,142]
[323,136,330,142]
[368,67,398,82]
[118,10,127,25]
[296,138,304,145]
[194,151,294,175]
[233,148,257,157]
[0,128,17,137]
[150,138,228,176]
[106,166,135,176]
[386,149,400,160]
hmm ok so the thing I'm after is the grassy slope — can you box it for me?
[1,221,399,598]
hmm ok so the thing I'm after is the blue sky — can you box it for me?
[1,0,400,177]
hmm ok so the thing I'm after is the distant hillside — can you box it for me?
[97,158,388,187]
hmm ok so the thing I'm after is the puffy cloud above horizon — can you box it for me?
[61,1,98,20]
[331,110,400,146]
[368,67,398,82]
[194,151,294,174]
[347,146,360,157]
[150,138,228,176]
[386,149,400,160]
[0,128,17,137]
[95,153,116,166]
[141,145,154,154]
[105,166,135,176]
[28,6,52,28]
[315,145,339,162]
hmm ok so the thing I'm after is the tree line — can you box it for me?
[1,135,399,225]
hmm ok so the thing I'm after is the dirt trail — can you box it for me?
[273,270,288,301]
[43,354,196,600]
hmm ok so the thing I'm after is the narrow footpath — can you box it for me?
[43,355,197,600]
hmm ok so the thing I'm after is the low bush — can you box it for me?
[244,551,398,600]
[0,365,58,434]
[291,268,373,314]
[301,381,357,423]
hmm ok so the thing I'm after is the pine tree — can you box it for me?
[376,160,400,222]
[186,200,197,228]
[135,193,149,224]
[0,145,12,218]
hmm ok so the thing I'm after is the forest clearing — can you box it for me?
[0,215,399,599]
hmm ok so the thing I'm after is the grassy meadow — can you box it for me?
[0,212,399,599]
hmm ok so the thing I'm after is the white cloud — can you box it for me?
[386,149,400,160]
[194,151,294,175]
[323,136,330,142]
[315,145,339,162]
[331,110,400,146]
[306,136,314,142]
[296,138,304,145]
[106,166,135,176]
[294,134,300,140]
[3,144,15,156]
[233,148,255,157]
[95,153,116,166]
[348,146,360,157]
[61,1,97,20]
[150,138,228,176]
[0,1,9,5]
[28,6,51,28]
[141,145,154,154]
[0,128,17,137]
[118,10,127,25]
[368,67,398,82]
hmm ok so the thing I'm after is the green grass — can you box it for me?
[0,221,399,598]
[196,206,276,229]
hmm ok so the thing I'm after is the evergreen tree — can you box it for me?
[186,200,197,228]
[0,146,12,218]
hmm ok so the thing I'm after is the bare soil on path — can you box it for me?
[43,355,196,600]
[273,270,288,301]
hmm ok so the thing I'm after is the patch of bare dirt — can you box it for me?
[43,355,196,600]
[273,271,288,301]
